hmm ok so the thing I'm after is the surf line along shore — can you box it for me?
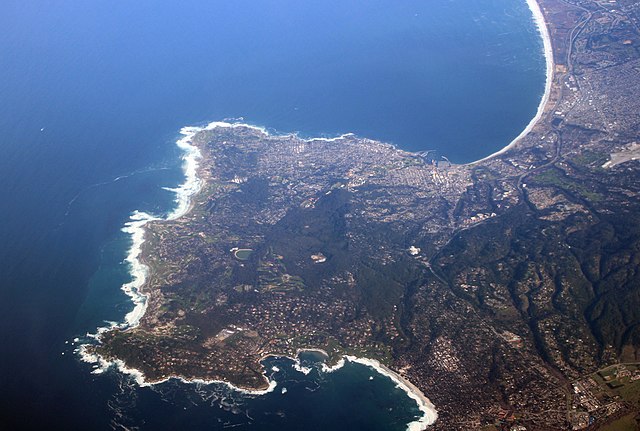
[470,0,554,165]
[79,0,554,419]
[293,349,438,429]
[79,121,438,430]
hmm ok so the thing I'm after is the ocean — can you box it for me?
[0,0,546,429]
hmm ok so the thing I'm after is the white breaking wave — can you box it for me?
[344,356,438,431]
[470,0,554,165]
[71,0,553,409]
[80,120,439,427]
[79,123,279,395]
[293,362,312,375]
[120,210,158,327]
[184,120,355,144]
[320,358,346,373]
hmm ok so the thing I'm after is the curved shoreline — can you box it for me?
[344,356,438,430]
[80,121,438,430]
[80,2,550,426]
[78,120,349,346]
[468,0,554,165]
[87,126,205,334]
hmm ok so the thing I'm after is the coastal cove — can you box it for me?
[77,0,551,429]
[80,0,552,422]
[79,122,440,429]
[0,0,549,430]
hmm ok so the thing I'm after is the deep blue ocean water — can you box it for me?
[0,0,545,429]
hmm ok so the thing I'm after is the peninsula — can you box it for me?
[87,0,640,429]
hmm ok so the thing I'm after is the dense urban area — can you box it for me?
[93,0,640,429]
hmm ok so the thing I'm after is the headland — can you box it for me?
[81,0,640,429]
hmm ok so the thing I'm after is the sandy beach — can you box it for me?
[345,356,438,430]
[76,0,554,419]
[469,0,554,165]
